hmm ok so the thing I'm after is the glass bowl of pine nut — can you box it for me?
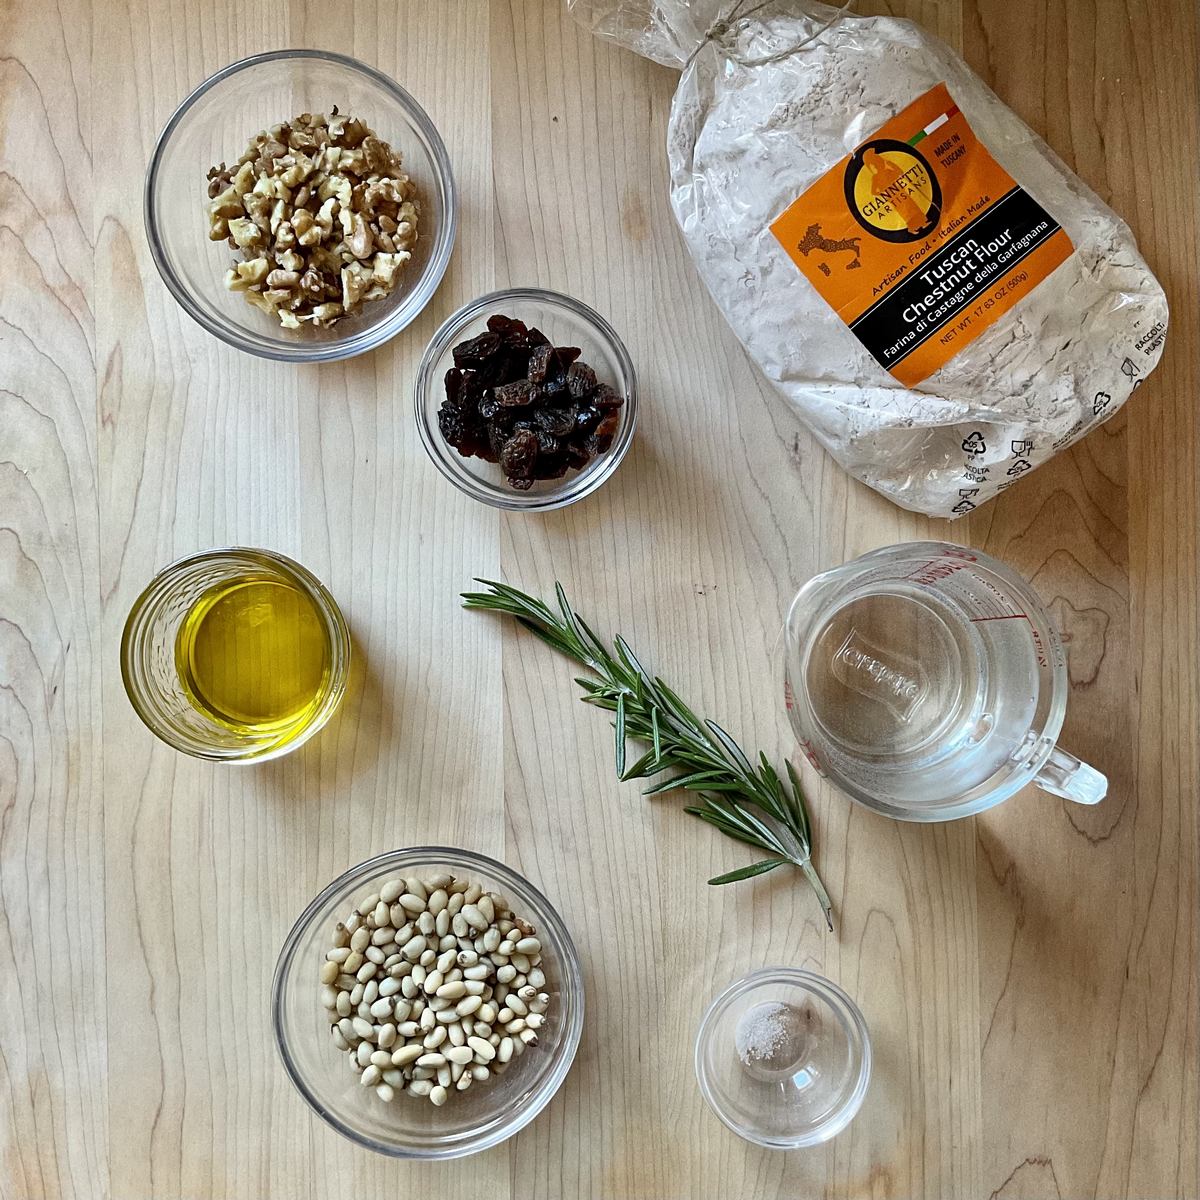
[272,847,584,1158]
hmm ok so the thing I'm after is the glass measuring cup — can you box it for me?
[783,542,1106,821]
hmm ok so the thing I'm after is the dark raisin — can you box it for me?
[566,361,598,399]
[541,374,568,399]
[527,343,555,382]
[494,379,536,407]
[486,313,516,335]
[526,326,551,349]
[534,455,570,480]
[565,442,591,469]
[500,429,539,482]
[554,346,582,371]
[535,406,576,437]
[594,383,625,410]
[437,403,486,457]
[586,412,620,455]
[509,475,535,491]
[452,331,501,368]
[444,367,469,407]
[535,430,561,458]
[512,418,537,434]
[487,423,510,459]
[573,404,601,435]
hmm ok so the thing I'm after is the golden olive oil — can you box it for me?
[174,574,331,736]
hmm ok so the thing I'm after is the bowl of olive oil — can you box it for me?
[121,548,350,761]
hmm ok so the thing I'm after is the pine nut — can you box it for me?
[356,962,376,983]
[392,1044,423,1067]
[405,878,429,902]
[448,1022,466,1046]
[359,892,380,915]
[416,1052,446,1068]
[470,1064,491,1081]
[399,893,426,915]
[435,909,451,938]
[446,1045,474,1064]
[437,981,467,1000]
[332,922,350,948]
[430,1085,448,1107]
[363,980,380,1005]
[428,889,448,915]
[525,1013,544,1029]
[380,880,404,904]
[527,967,546,988]
[351,1017,375,1041]
[396,1021,419,1038]
[361,1065,381,1087]
[356,1041,373,1068]
[506,995,528,1016]
[375,1083,395,1102]
[424,1025,447,1049]
[409,1079,433,1097]
[371,926,394,947]
[498,1037,514,1063]
[424,873,454,890]
[467,1036,496,1062]
[378,1023,397,1049]
[320,984,338,1008]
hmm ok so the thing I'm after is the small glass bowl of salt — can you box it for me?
[694,967,871,1149]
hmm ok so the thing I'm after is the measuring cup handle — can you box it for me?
[1034,746,1108,805]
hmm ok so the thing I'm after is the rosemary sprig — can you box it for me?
[462,580,833,930]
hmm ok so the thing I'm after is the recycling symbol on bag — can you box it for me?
[1093,391,1112,415]
[961,431,986,455]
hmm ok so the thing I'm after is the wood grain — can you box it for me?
[0,0,1195,1196]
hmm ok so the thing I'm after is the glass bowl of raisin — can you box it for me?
[415,288,637,510]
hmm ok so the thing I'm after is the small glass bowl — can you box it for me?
[694,967,871,1149]
[273,847,584,1159]
[145,50,456,362]
[120,547,351,762]
[415,288,638,510]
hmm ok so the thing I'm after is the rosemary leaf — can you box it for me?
[708,858,789,885]
[615,691,627,778]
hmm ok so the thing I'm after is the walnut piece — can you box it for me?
[205,109,419,329]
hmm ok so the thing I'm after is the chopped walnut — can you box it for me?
[205,109,419,329]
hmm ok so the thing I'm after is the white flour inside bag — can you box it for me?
[570,0,1168,516]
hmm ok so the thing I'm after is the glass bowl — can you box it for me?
[694,967,871,1149]
[415,288,638,510]
[120,547,351,762]
[145,49,456,362]
[273,847,584,1158]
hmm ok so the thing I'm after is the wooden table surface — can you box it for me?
[3,0,1197,1196]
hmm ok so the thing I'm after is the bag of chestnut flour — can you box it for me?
[569,0,1168,516]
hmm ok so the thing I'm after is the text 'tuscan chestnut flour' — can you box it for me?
[569,0,1168,517]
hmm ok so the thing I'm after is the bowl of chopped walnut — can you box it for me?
[145,50,456,362]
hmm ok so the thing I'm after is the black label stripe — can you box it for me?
[843,187,1067,372]
[869,217,1062,367]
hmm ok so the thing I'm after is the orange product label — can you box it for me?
[769,83,1074,387]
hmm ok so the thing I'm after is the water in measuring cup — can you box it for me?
[803,581,1039,805]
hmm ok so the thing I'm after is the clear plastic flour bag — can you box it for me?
[569,0,1168,516]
